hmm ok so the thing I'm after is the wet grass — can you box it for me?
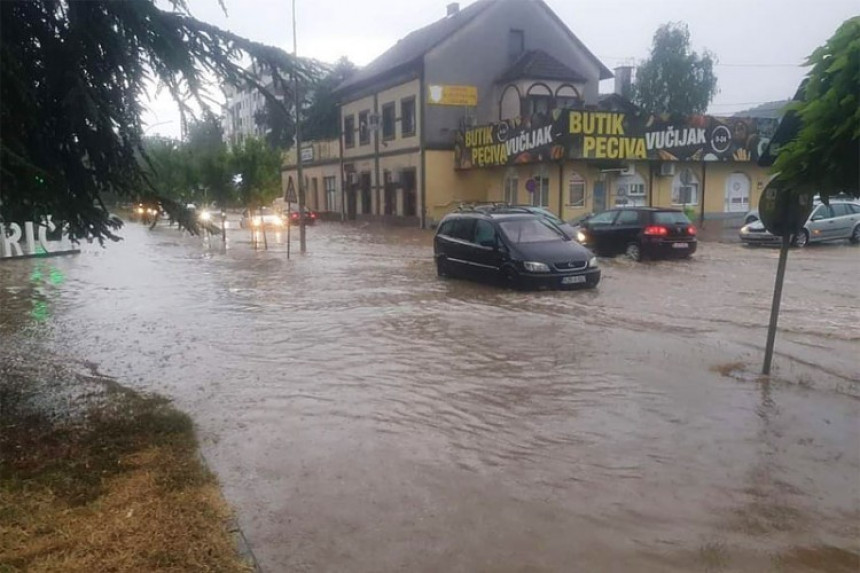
[0,370,251,572]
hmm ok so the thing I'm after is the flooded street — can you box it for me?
[2,220,858,572]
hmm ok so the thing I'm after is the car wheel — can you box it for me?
[501,266,520,289]
[793,229,809,248]
[851,225,860,245]
[436,257,449,277]
[625,242,642,262]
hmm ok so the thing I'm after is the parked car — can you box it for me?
[467,204,578,239]
[739,199,860,247]
[434,211,600,290]
[576,207,697,261]
[743,193,855,227]
[239,207,285,229]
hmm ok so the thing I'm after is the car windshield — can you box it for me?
[653,212,692,225]
[499,219,564,243]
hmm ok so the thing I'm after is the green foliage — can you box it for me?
[0,0,322,242]
[303,57,357,141]
[771,17,860,199]
[255,94,297,151]
[230,137,281,209]
[251,57,355,150]
[634,23,718,115]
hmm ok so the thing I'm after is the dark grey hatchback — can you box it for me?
[434,212,600,289]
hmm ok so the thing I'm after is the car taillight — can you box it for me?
[311,212,317,219]
[643,225,669,236]
[688,225,697,235]
[291,212,299,219]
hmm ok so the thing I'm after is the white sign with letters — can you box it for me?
[0,217,79,259]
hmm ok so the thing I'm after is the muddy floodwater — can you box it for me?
[2,220,858,572]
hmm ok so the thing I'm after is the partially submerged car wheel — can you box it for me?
[625,243,642,262]
[793,229,809,248]
[436,257,449,277]
[501,266,521,289]
[851,225,860,245]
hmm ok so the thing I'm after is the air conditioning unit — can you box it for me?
[620,163,636,176]
[368,113,381,130]
[660,162,676,177]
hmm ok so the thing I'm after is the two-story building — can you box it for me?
[327,0,611,228]
[282,0,776,231]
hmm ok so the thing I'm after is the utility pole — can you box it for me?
[292,0,307,253]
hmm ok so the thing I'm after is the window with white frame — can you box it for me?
[615,173,647,207]
[568,172,586,206]
[672,168,700,205]
[504,170,518,204]
[530,168,550,207]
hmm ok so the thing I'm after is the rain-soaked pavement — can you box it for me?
[1,218,858,572]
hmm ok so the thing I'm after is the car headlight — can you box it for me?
[199,211,211,222]
[252,218,261,226]
[523,261,550,273]
[576,231,587,243]
[740,226,749,235]
[587,256,598,268]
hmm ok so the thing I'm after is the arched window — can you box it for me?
[503,168,518,204]
[499,85,521,121]
[525,83,553,117]
[672,168,700,205]
[555,84,582,110]
[615,172,647,207]
[568,172,586,207]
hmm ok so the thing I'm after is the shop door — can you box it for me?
[725,173,751,212]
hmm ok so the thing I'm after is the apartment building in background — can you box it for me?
[221,67,277,147]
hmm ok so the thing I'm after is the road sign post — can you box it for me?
[758,182,814,375]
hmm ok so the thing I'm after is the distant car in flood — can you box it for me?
[239,208,284,229]
[286,207,318,225]
[576,207,697,261]
[739,199,860,247]
[434,211,600,290]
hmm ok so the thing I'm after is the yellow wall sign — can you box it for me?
[427,84,478,106]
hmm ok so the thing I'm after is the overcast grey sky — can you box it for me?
[142,0,859,138]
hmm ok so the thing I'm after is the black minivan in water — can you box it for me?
[434,211,600,289]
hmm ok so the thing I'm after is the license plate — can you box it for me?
[672,242,689,249]
[561,275,587,285]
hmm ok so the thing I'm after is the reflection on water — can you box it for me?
[2,220,858,572]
